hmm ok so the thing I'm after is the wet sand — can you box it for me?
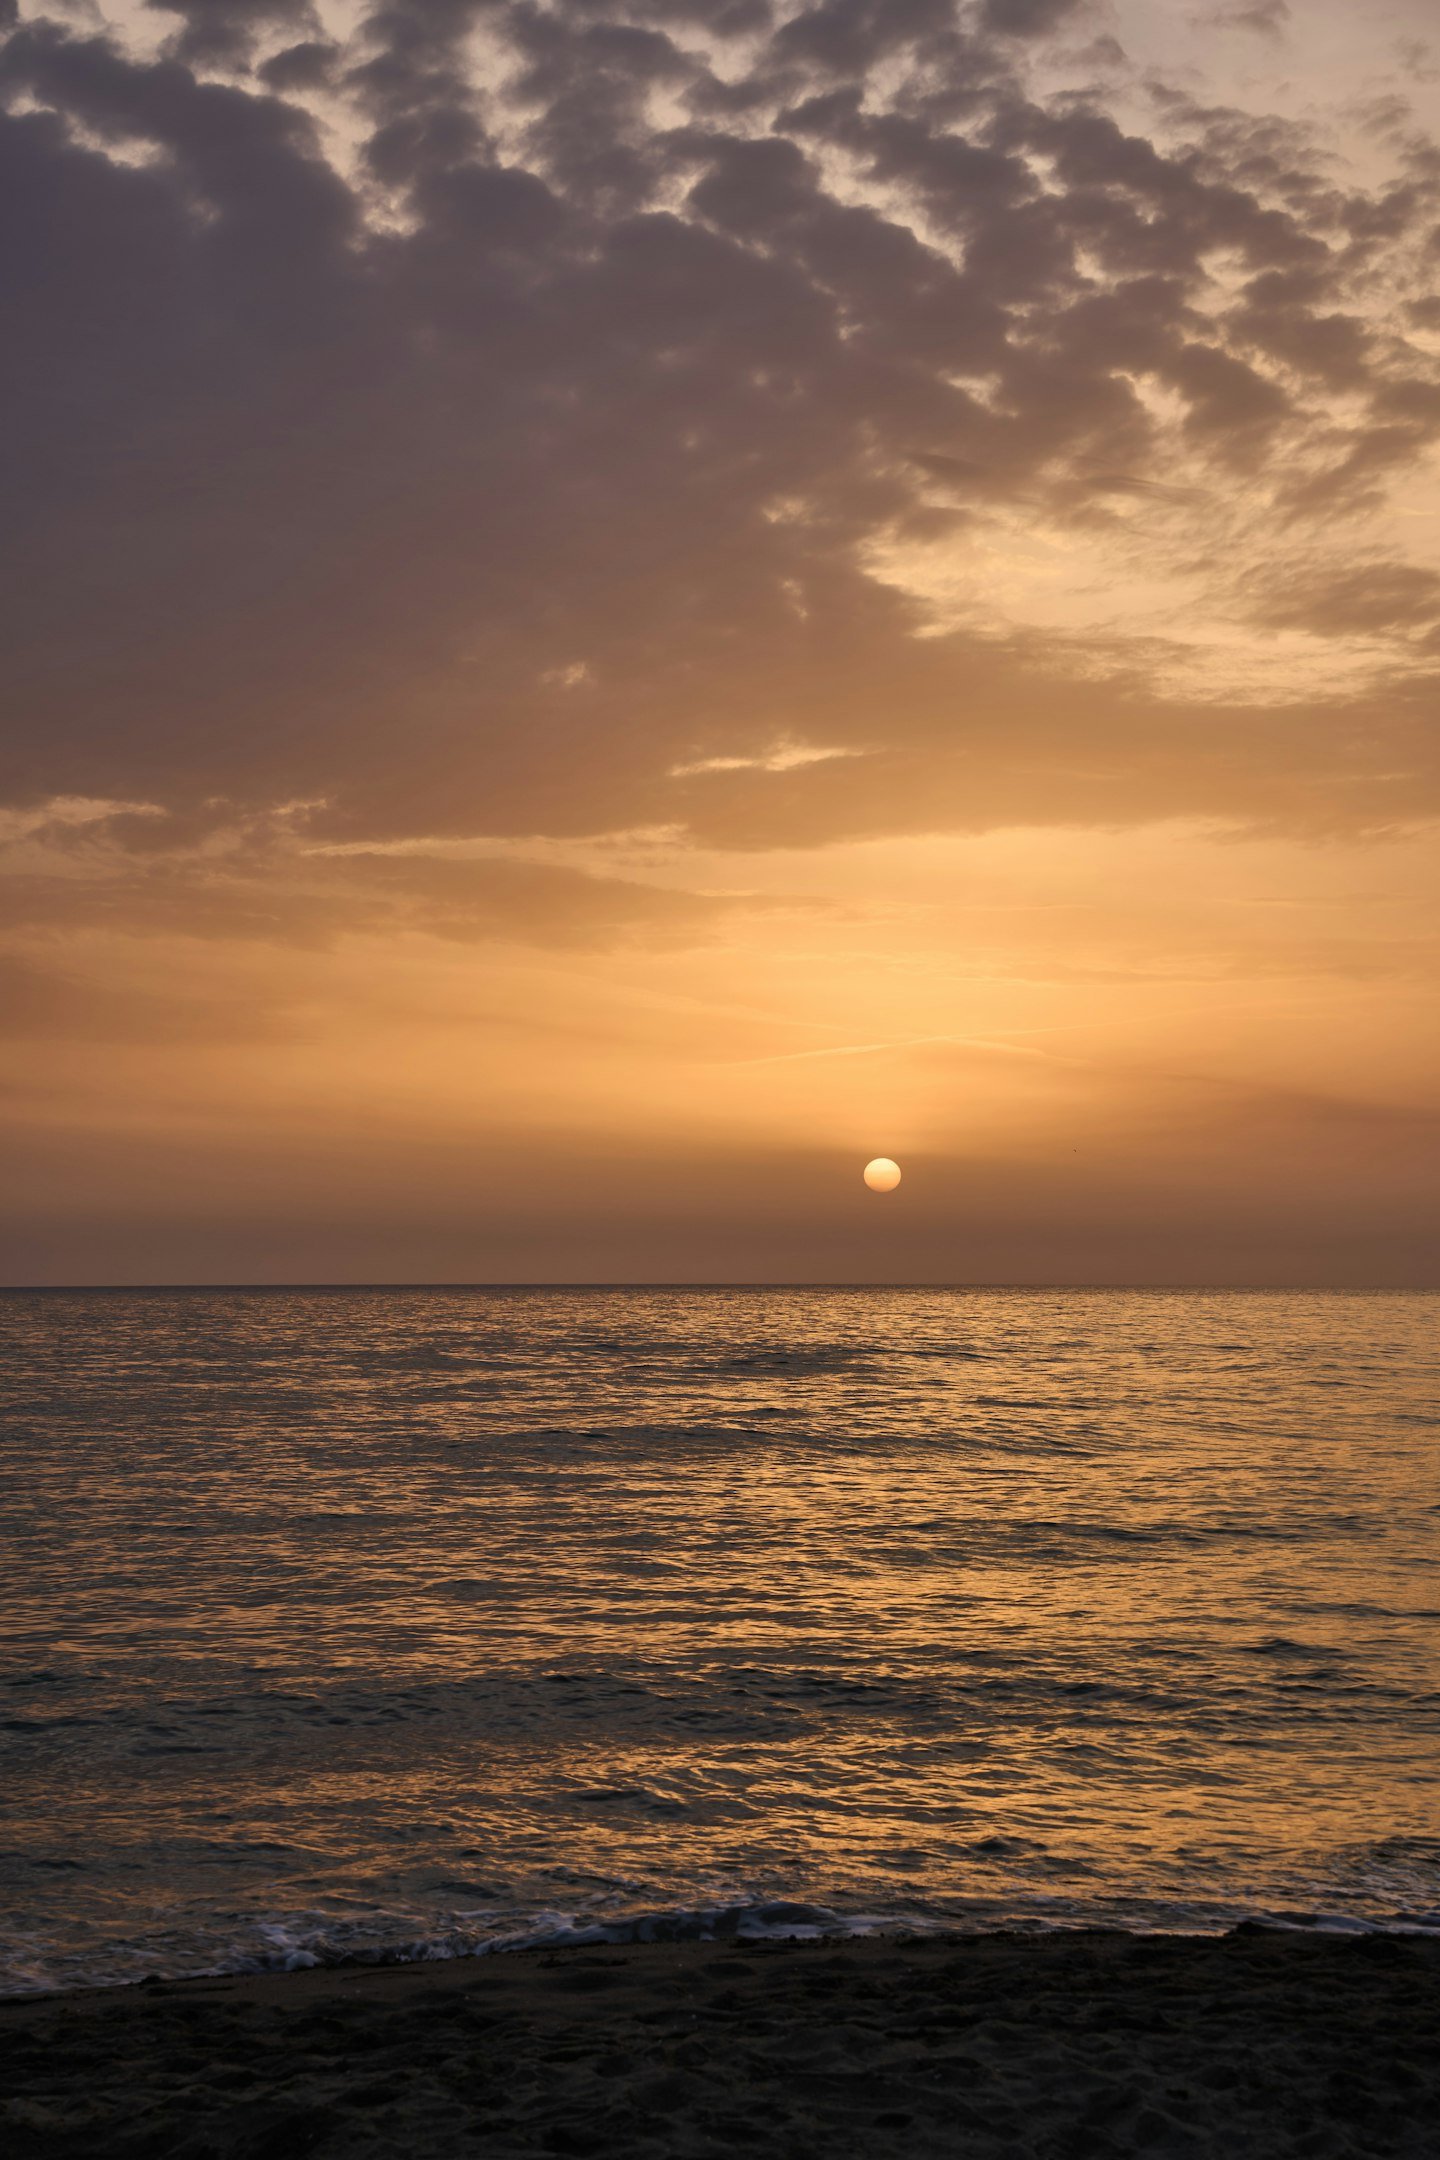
[2,1929,1437,2157]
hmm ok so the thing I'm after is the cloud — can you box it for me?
[1193,0,1290,40]
[980,0,1090,39]
[0,807,754,950]
[1244,560,1440,640]
[147,0,324,68]
[0,951,273,1041]
[0,0,1436,946]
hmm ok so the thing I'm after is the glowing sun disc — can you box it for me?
[863,1157,902,1192]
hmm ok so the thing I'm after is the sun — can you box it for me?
[863,1157,901,1192]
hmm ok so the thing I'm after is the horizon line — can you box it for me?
[1,1281,1435,1295]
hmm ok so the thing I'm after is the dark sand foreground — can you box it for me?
[3,1930,1438,2158]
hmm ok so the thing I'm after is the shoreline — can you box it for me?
[4,1906,1439,2010]
[4,1928,1438,2156]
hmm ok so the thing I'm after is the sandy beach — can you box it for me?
[3,1928,1437,2157]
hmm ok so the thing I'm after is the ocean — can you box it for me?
[2,1286,1437,1996]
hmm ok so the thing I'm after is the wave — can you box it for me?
[6,1884,1440,2001]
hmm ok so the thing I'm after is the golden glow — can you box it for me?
[2,817,1436,1281]
[863,1159,902,1194]
[0,0,1436,1284]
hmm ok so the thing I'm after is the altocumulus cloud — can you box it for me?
[2,0,1439,946]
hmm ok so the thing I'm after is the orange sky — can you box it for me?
[1,0,1437,1282]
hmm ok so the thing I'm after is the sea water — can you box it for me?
[1,1287,1437,1995]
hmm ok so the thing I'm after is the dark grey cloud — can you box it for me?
[258,39,342,92]
[1,0,1437,937]
[979,0,1088,38]
[147,0,323,68]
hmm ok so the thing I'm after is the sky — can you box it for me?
[1,0,1438,1284]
